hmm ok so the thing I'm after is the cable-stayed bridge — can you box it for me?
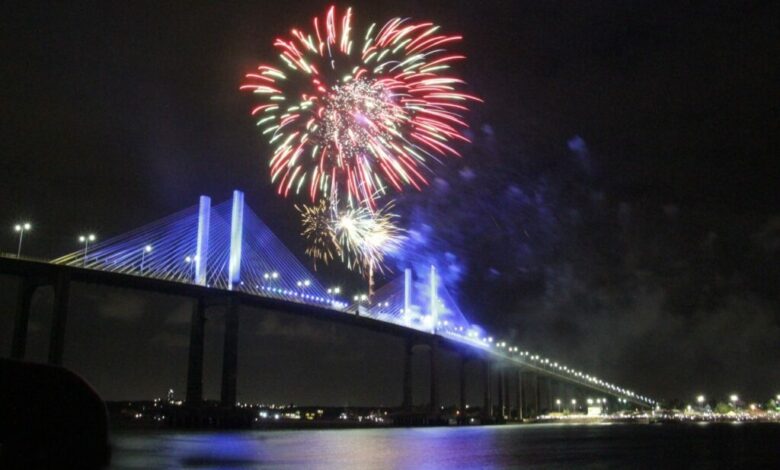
[3,190,655,422]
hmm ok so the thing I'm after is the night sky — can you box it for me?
[1,1,778,405]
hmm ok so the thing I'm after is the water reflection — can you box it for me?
[111,426,506,469]
[110,423,780,469]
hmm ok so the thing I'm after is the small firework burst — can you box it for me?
[297,199,339,269]
[333,200,404,275]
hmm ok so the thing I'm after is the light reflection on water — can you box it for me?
[109,423,780,469]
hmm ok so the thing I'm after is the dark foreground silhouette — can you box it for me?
[0,359,110,468]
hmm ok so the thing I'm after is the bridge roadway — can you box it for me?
[1,255,649,421]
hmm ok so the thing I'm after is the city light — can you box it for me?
[730,394,739,403]
[697,395,705,404]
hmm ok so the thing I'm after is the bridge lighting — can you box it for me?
[13,222,31,258]
[140,244,152,273]
[184,255,198,279]
[78,234,96,267]
[272,271,279,279]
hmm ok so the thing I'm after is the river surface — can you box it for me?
[110,423,780,469]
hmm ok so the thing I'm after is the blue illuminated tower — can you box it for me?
[228,190,244,290]
[194,196,211,286]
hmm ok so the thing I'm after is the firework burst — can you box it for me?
[297,199,339,269]
[242,5,480,207]
[333,200,404,275]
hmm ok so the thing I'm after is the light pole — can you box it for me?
[79,234,96,267]
[185,255,197,281]
[571,398,577,412]
[141,245,152,274]
[729,394,739,409]
[13,222,31,258]
[556,399,561,412]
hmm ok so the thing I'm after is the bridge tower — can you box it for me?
[227,190,244,290]
[194,196,210,286]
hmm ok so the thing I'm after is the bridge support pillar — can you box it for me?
[521,371,538,418]
[429,339,439,414]
[458,355,467,414]
[402,338,413,410]
[564,383,577,412]
[516,368,523,421]
[548,379,557,413]
[220,296,239,407]
[536,376,546,414]
[535,373,541,416]
[47,272,70,366]
[11,277,35,359]
[482,359,492,420]
[547,378,554,414]
[186,297,206,405]
[497,367,505,421]
[503,368,510,420]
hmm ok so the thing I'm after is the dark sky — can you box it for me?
[1,1,778,405]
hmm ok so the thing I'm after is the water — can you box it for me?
[110,423,780,469]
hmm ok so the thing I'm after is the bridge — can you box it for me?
[2,190,655,423]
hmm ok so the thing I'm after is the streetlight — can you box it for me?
[555,399,561,412]
[140,245,152,273]
[729,394,739,404]
[184,255,197,280]
[696,395,705,406]
[79,234,96,267]
[13,222,31,258]
[571,398,577,411]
